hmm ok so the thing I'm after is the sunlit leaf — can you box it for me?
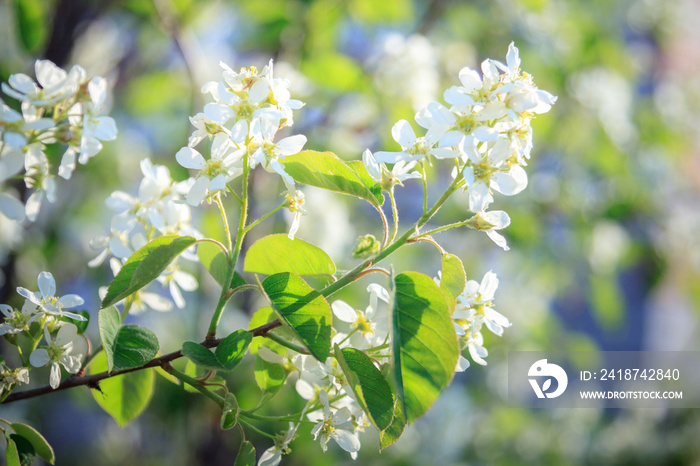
[262,272,332,361]
[391,272,459,423]
[244,234,335,277]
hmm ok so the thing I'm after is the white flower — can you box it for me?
[258,423,298,466]
[285,190,306,240]
[1,60,85,106]
[452,271,510,367]
[29,322,83,389]
[64,76,118,169]
[249,112,306,195]
[308,389,361,459]
[176,132,245,206]
[17,271,86,321]
[23,144,56,221]
[373,119,456,164]
[362,149,421,188]
[0,301,41,335]
[331,283,390,350]
[0,99,54,150]
[466,210,512,251]
[461,136,528,212]
[0,364,30,395]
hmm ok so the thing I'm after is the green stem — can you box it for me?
[318,176,463,299]
[239,411,313,424]
[239,419,277,439]
[418,220,469,238]
[196,238,230,258]
[389,187,399,243]
[243,202,285,234]
[164,364,225,407]
[265,332,309,354]
[227,185,243,205]
[120,299,134,323]
[207,153,250,339]
[216,195,233,253]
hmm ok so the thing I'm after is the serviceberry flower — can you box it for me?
[258,423,298,466]
[0,301,41,335]
[285,190,306,240]
[373,119,456,164]
[176,132,245,206]
[465,210,512,250]
[362,149,421,189]
[17,271,86,321]
[308,389,361,459]
[29,322,83,389]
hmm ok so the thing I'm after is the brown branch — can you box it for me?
[1,319,282,404]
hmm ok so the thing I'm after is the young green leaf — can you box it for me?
[215,329,252,370]
[391,272,459,424]
[89,352,155,426]
[244,234,336,277]
[10,423,54,464]
[234,441,256,466]
[220,393,239,430]
[111,325,160,372]
[182,342,222,370]
[282,150,380,206]
[262,272,332,361]
[101,235,197,308]
[440,253,467,312]
[334,346,394,431]
[197,240,231,287]
[254,355,287,395]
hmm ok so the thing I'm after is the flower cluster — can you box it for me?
[365,42,556,250]
[451,271,510,369]
[255,283,390,464]
[89,159,199,313]
[176,60,307,238]
[0,272,86,392]
[0,60,117,223]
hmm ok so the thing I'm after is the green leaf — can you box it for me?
[215,330,252,371]
[244,234,336,277]
[347,160,384,205]
[282,150,380,206]
[440,253,467,312]
[182,342,222,370]
[10,423,54,464]
[89,352,155,426]
[391,272,459,424]
[262,272,332,361]
[254,355,286,395]
[9,435,34,466]
[248,307,284,354]
[379,398,407,450]
[234,441,256,466]
[220,393,239,430]
[5,437,20,466]
[98,306,120,371]
[101,235,197,308]
[335,346,394,431]
[14,0,49,53]
[198,241,231,287]
[106,324,160,372]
